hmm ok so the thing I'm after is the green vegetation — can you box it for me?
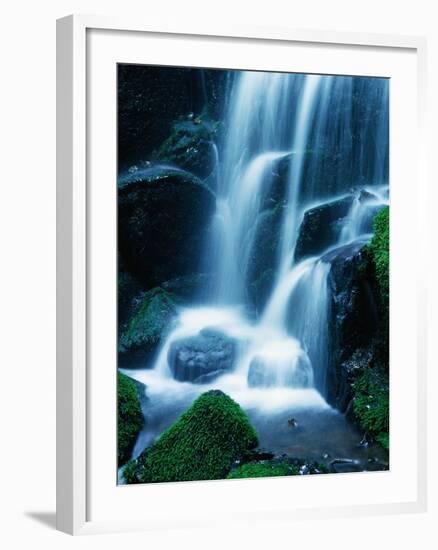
[352,367,389,450]
[119,287,178,355]
[227,462,299,479]
[368,206,389,309]
[154,119,220,178]
[123,390,258,483]
[348,207,390,452]
[118,372,144,466]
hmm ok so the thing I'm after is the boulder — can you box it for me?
[167,328,237,383]
[294,195,354,262]
[118,287,179,368]
[118,167,215,289]
[123,390,258,483]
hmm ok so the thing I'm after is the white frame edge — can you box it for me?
[56,14,428,535]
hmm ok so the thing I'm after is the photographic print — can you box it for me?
[117,65,389,484]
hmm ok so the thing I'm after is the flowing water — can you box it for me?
[124,71,389,469]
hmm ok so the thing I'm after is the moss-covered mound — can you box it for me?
[123,390,258,483]
[118,372,144,466]
[368,206,389,309]
[352,367,389,450]
[228,462,298,479]
[350,206,389,451]
[118,287,179,368]
[154,119,219,179]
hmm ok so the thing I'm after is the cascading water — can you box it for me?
[126,71,389,426]
[278,74,322,269]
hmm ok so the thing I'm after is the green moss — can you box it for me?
[154,120,217,178]
[352,367,389,450]
[124,390,258,483]
[368,206,389,308]
[119,287,178,355]
[227,462,299,479]
[376,432,389,450]
[118,372,144,466]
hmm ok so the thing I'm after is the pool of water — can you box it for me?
[123,369,388,476]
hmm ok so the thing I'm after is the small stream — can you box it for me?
[123,369,388,474]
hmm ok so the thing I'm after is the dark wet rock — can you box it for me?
[335,348,373,416]
[246,204,284,313]
[118,167,215,289]
[118,265,143,330]
[241,448,276,463]
[259,152,317,210]
[320,238,367,264]
[259,153,292,208]
[329,458,362,474]
[322,241,380,410]
[154,119,219,180]
[294,195,354,261]
[167,329,237,383]
[118,65,226,168]
[248,268,276,316]
[118,287,179,368]
[161,273,214,304]
[118,164,205,189]
[365,458,389,472]
[358,189,378,202]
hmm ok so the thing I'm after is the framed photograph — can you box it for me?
[57,15,428,535]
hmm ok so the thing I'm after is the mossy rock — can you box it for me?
[123,390,258,483]
[227,458,328,479]
[154,119,219,180]
[118,372,144,466]
[352,366,389,450]
[119,287,179,368]
[227,462,298,479]
[368,206,389,314]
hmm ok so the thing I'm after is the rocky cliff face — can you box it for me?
[323,242,381,411]
[118,65,228,171]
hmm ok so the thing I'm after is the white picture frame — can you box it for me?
[56,14,428,535]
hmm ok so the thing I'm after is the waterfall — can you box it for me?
[278,74,322,270]
[144,71,389,403]
[212,150,289,304]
